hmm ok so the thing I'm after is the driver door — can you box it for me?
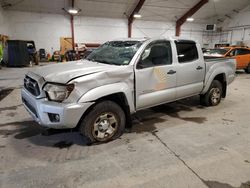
[135,40,177,110]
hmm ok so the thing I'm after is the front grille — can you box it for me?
[24,76,40,96]
[22,98,38,118]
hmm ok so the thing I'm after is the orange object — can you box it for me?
[223,46,250,70]
[204,46,250,72]
[60,37,73,55]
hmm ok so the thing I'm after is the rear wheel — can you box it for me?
[200,80,222,106]
[245,63,250,73]
[80,101,125,143]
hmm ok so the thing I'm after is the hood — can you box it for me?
[30,60,118,83]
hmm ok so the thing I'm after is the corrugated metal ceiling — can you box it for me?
[1,0,250,23]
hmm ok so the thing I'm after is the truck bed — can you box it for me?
[202,57,236,93]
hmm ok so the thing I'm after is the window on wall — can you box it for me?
[175,41,199,63]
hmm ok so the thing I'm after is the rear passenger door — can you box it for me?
[175,40,205,99]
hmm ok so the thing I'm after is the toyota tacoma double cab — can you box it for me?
[22,37,236,143]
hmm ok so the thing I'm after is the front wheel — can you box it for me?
[80,101,125,143]
[200,80,222,106]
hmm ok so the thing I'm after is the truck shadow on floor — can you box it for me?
[130,95,207,134]
[0,96,208,149]
[0,88,14,101]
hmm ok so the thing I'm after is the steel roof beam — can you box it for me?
[128,0,146,38]
[175,0,209,36]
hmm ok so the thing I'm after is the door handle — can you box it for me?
[167,70,176,74]
[196,66,203,70]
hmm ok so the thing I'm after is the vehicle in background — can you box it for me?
[204,46,250,73]
[39,49,47,61]
[52,50,61,62]
[65,48,98,61]
[22,37,236,143]
[65,50,77,61]
[27,41,39,65]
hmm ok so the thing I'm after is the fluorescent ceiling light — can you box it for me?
[68,8,79,15]
[133,13,142,18]
[186,17,194,22]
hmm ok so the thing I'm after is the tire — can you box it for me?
[80,101,125,143]
[200,80,222,106]
[245,64,250,74]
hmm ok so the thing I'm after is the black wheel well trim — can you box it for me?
[76,92,132,129]
[213,73,227,98]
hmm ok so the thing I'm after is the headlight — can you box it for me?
[43,83,74,102]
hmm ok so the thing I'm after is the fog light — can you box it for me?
[48,113,60,122]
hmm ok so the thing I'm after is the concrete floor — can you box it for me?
[0,65,250,188]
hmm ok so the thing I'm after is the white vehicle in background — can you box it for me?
[22,37,236,143]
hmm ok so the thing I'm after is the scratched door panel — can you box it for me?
[135,65,177,110]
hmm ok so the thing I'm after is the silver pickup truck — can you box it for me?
[22,37,236,143]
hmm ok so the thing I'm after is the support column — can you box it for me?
[70,15,75,50]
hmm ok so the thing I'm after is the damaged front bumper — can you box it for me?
[21,88,94,129]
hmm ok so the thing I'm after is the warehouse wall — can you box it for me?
[74,16,127,44]
[4,10,206,52]
[133,20,204,45]
[74,17,205,45]
[0,6,9,35]
[6,11,71,53]
[225,6,250,46]
[203,5,250,48]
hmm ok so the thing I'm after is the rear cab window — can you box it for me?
[175,40,199,63]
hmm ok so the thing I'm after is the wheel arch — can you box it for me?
[213,73,227,98]
[76,92,133,129]
[202,72,227,98]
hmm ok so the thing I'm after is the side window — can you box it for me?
[237,49,250,55]
[229,49,236,56]
[175,41,198,63]
[137,41,172,69]
[235,49,242,56]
